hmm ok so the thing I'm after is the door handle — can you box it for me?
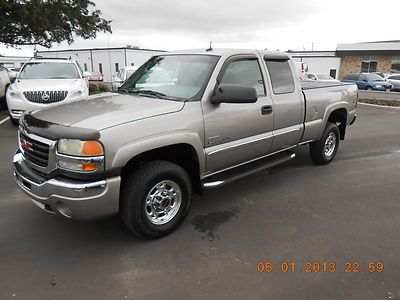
[261,105,273,115]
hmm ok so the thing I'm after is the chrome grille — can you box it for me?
[19,133,50,167]
[23,91,68,104]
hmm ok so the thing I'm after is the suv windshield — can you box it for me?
[19,62,80,79]
[365,73,384,81]
[120,55,220,101]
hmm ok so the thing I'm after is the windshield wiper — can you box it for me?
[130,89,167,98]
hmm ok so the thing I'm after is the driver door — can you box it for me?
[202,55,274,175]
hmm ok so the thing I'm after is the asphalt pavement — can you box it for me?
[0,104,400,300]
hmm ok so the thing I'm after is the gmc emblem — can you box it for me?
[21,139,33,151]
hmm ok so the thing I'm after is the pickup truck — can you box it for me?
[13,49,357,238]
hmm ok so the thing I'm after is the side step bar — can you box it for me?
[202,151,296,189]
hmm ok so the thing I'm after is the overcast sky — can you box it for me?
[2,0,400,56]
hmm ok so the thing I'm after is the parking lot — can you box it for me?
[0,104,399,299]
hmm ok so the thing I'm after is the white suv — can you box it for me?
[7,58,89,125]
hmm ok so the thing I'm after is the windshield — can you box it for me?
[120,55,220,101]
[19,62,80,79]
[365,73,384,81]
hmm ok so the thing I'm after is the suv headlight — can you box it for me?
[57,139,104,172]
[7,85,22,100]
[70,88,85,99]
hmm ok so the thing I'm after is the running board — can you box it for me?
[202,151,296,189]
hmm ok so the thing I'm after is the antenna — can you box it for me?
[206,41,213,52]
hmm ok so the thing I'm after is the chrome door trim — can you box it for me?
[207,133,273,156]
[203,145,297,179]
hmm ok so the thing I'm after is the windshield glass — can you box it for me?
[365,73,384,81]
[19,62,80,79]
[121,55,220,101]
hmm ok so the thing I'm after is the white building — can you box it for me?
[37,46,165,82]
[0,56,31,69]
[289,51,341,79]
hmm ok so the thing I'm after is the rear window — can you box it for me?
[388,75,400,80]
[265,60,295,94]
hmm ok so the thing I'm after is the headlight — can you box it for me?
[70,89,85,99]
[57,139,104,172]
[7,86,22,99]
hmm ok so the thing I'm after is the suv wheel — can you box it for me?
[309,122,340,165]
[121,160,192,239]
[9,115,19,126]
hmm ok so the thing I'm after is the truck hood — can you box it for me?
[31,93,185,130]
[13,79,84,91]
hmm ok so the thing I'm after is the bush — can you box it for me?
[89,83,99,95]
[98,84,109,93]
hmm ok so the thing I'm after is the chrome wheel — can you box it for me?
[145,180,182,225]
[324,132,336,157]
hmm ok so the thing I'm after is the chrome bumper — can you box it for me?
[13,151,121,220]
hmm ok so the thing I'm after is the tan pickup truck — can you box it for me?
[13,49,357,238]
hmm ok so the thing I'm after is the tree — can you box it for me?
[0,0,112,48]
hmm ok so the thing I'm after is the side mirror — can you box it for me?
[212,84,258,104]
[83,71,91,78]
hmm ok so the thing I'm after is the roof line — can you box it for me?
[37,46,167,53]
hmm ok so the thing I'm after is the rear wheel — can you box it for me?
[309,122,340,165]
[121,160,192,239]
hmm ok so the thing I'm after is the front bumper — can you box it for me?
[13,151,121,220]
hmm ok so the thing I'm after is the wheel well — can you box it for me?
[328,108,347,140]
[121,144,202,195]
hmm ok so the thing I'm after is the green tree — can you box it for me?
[0,0,111,48]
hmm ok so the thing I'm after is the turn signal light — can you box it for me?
[82,141,104,156]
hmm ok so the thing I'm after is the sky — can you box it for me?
[2,0,400,56]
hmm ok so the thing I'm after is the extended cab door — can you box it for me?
[202,54,274,174]
[263,54,304,152]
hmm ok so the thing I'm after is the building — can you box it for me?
[0,56,31,69]
[288,51,341,79]
[37,46,165,82]
[337,41,400,78]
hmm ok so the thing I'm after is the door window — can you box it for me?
[265,60,295,94]
[220,59,265,96]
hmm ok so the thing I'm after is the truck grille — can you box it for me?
[23,91,68,104]
[19,133,50,167]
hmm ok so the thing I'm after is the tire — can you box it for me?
[309,122,340,165]
[0,85,9,110]
[121,160,192,239]
[9,116,19,126]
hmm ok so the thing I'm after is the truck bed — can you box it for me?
[301,80,355,90]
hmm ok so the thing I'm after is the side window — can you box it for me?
[265,60,295,94]
[220,59,265,96]
[358,74,366,81]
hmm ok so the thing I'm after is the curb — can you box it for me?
[359,102,400,110]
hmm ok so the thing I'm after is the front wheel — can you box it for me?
[121,160,192,239]
[309,122,340,165]
[9,115,19,126]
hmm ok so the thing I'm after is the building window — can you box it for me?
[115,63,119,72]
[83,63,88,72]
[99,63,103,74]
[330,69,337,79]
[131,63,135,66]
[361,56,378,73]
[391,56,400,73]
